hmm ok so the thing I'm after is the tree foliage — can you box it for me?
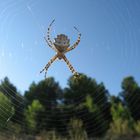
[120,76,140,121]
[24,100,45,133]
[0,92,14,129]
[64,74,111,137]
[0,77,24,123]
[25,77,62,109]
[0,75,140,139]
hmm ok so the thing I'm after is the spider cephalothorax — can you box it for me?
[40,19,81,78]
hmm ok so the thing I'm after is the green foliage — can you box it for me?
[25,77,62,109]
[64,74,101,104]
[85,95,94,112]
[120,76,140,121]
[111,103,132,121]
[121,76,138,91]
[24,78,63,134]
[134,121,140,135]
[64,74,111,137]
[0,77,24,124]
[24,100,45,133]
[105,99,135,139]
[109,119,134,136]
[69,118,88,140]
[1,75,140,139]
[0,92,14,129]
[0,77,17,98]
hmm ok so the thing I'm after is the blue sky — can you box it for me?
[0,0,140,95]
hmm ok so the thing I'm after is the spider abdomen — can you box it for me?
[54,34,70,52]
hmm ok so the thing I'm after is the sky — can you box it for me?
[0,0,140,95]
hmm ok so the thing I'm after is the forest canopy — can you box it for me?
[0,74,140,140]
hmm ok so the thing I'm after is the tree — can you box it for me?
[0,77,17,98]
[24,77,62,109]
[0,92,14,129]
[105,97,134,139]
[64,74,109,106]
[0,77,24,124]
[120,76,140,120]
[24,100,45,133]
[64,74,111,137]
[69,118,88,140]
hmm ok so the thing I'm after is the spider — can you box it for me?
[40,19,81,78]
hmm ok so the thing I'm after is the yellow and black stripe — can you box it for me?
[65,28,81,52]
[62,55,77,75]
[40,54,58,78]
[44,19,58,52]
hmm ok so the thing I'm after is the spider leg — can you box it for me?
[65,26,81,53]
[62,55,79,77]
[45,71,47,79]
[44,36,53,48]
[47,19,55,46]
[44,19,58,52]
[40,54,58,77]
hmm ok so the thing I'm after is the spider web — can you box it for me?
[0,0,140,140]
